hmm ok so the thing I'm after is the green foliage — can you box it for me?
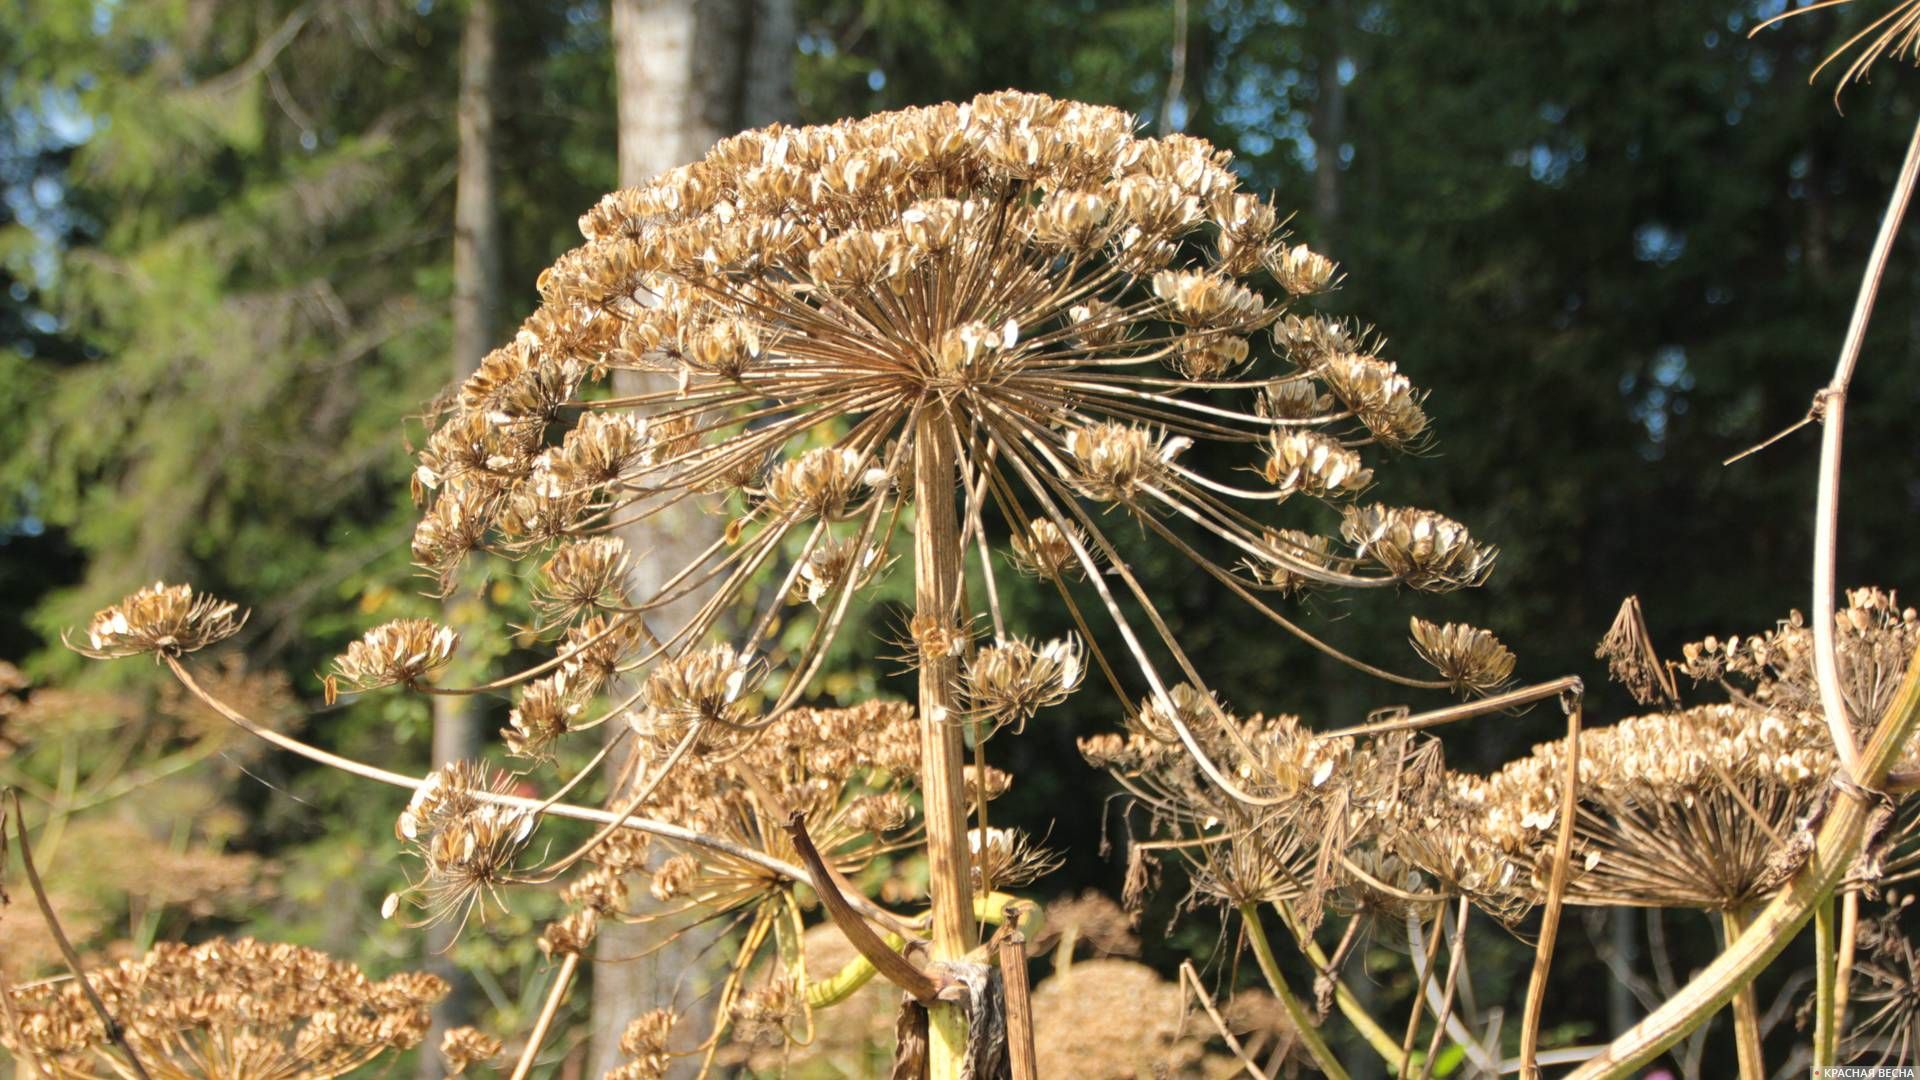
[0,0,623,1062]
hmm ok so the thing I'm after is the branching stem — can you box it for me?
[1240,902,1352,1080]
[161,654,908,930]
[1519,693,1582,1076]
[4,790,155,1080]
[1810,113,1920,780]
[508,951,579,1080]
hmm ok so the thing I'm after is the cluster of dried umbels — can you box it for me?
[1,939,447,1080]
[8,80,1920,1080]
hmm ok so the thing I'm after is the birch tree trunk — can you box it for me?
[1311,0,1347,247]
[420,0,500,1075]
[589,2,792,1075]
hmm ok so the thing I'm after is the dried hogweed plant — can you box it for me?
[51,19,1920,1080]
[31,49,1920,1080]
[0,938,445,1080]
[49,91,1552,1078]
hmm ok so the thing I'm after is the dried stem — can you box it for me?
[914,405,975,1078]
[1834,889,1860,1048]
[1178,960,1271,1080]
[1811,112,1920,781]
[998,909,1038,1080]
[1417,899,1470,1080]
[4,789,155,1080]
[1519,693,1582,1077]
[782,811,938,1003]
[1327,676,1583,739]
[508,951,579,1080]
[1274,899,1408,1071]
[1568,105,1920,1080]
[161,653,908,929]
[1241,902,1352,1080]
[805,930,901,1008]
[1399,904,1446,1080]
[1813,895,1837,1068]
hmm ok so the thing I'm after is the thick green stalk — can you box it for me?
[807,932,904,1008]
[1241,903,1352,1080]
[1814,896,1836,1068]
[1274,900,1408,1072]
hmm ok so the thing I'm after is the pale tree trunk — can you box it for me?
[1311,0,1347,247]
[589,2,792,1076]
[420,0,500,1075]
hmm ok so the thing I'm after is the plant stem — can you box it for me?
[5,790,154,1080]
[1810,112,1920,781]
[1834,889,1859,1049]
[161,654,909,930]
[1274,900,1408,1072]
[1417,899,1470,1080]
[1566,643,1920,1078]
[1179,960,1272,1080]
[1519,694,1582,1077]
[1240,903,1352,1080]
[914,406,975,1078]
[1572,106,1920,1080]
[1719,908,1765,1080]
[784,810,937,1003]
[998,912,1038,1080]
[1814,895,1836,1068]
[508,951,579,1080]
[1326,676,1583,739]
[1399,905,1445,1080]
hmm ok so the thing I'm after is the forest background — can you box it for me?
[4,0,1919,1076]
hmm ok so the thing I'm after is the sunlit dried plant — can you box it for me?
[1755,0,1920,103]
[619,701,922,918]
[440,1025,503,1075]
[65,582,245,660]
[1595,594,1680,707]
[384,759,540,930]
[379,88,1497,1071]
[64,89,1508,1077]
[325,618,459,701]
[1410,617,1516,696]
[1682,585,1920,729]
[1029,959,1215,1077]
[606,1008,680,1080]
[1458,702,1832,912]
[1846,892,1920,1066]
[1,938,445,1080]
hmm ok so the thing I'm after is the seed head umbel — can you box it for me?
[328,618,458,699]
[1410,617,1517,695]
[71,582,246,660]
[1,938,444,1080]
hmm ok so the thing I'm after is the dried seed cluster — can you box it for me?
[1683,586,1919,729]
[70,581,245,659]
[59,89,1515,1069]
[366,91,1492,846]
[617,701,925,914]
[1,938,445,1080]
[1453,702,1831,911]
[1410,617,1516,695]
[327,618,458,697]
[386,760,540,928]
